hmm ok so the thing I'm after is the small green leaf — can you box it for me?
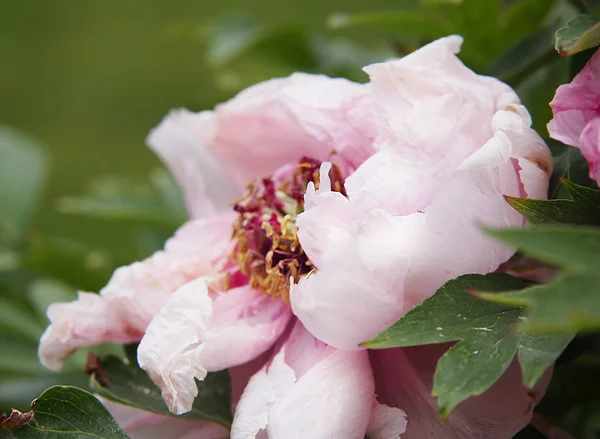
[555,14,600,55]
[505,180,600,226]
[0,127,49,244]
[89,345,232,428]
[365,274,570,418]
[0,386,129,438]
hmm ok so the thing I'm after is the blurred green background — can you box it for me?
[0,0,401,257]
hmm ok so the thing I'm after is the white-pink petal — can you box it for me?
[206,73,376,188]
[231,322,375,439]
[366,400,407,439]
[579,117,600,185]
[147,108,239,218]
[137,278,291,415]
[38,215,234,371]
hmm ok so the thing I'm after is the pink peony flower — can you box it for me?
[548,48,600,185]
[39,36,553,438]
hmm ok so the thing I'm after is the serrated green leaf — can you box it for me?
[487,226,600,272]
[0,386,129,438]
[89,345,232,428]
[0,127,49,245]
[364,274,571,418]
[518,332,575,387]
[556,14,600,55]
[479,273,600,334]
[505,180,600,226]
[482,225,600,334]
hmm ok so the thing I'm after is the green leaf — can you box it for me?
[555,14,600,55]
[89,345,232,428]
[505,180,600,226]
[0,339,45,375]
[364,274,571,418]
[548,140,596,197]
[203,14,319,72]
[23,235,115,293]
[0,299,44,342]
[487,27,556,87]
[482,226,600,334]
[0,386,129,438]
[486,226,600,272]
[481,273,600,334]
[204,14,262,67]
[0,127,49,245]
[327,10,454,40]
[56,171,186,229]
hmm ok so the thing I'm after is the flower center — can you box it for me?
[230,157,345,302]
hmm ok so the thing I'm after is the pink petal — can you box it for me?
[147,109,239,218]
[231,322,375,439]
[229,350,273,413]
[370,345,551,438]
[39,293,153,371]
[366,400,407,439]
[579,117,600,185]
[137,278,291,415]
[292,199,415,350]
[38,215,234,371]
[101,398,229,439]
[293,104,551,350]
[350,36,521,215]
[207,73,375,187]
[548,49,600,148]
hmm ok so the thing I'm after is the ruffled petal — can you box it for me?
[579,117,600,185]
[366,400,407,439]
[147,109,239,217]
[293,106,550,350]
[350,36,521,215]
[369,345,551,438]
[207,73,375,187]
[39,293,155,371]
[137,278,291,415]
[38,215,234,371]
[293,201,416,350]
[548,49,600,148]
[231,322,375,439]
[101,398,229,439]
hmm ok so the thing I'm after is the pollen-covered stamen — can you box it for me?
[230,157,345,302]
